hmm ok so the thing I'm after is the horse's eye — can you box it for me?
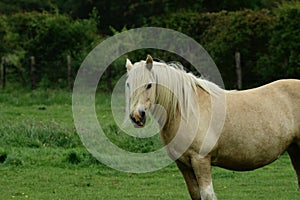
[146,83,152,89]
[126,82,130,88]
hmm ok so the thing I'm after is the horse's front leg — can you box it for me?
[176,160,201,200]
[191,155,217,200]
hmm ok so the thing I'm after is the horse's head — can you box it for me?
[125,55,157,128]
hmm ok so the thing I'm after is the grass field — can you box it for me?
[0,89,300,199]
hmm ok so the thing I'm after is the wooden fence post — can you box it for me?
[30,56,36,90]
[67,55,72,90]
[1,57,6,89]
[104,55,112,92]
[235,51,242,90]
[106,66,111,92]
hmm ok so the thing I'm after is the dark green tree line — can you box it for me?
[0,0,299,89]
[0,0,288,34]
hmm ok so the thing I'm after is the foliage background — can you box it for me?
[1,2,300,199]
[0,0,299,89]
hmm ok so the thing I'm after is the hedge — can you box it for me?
[1,3,300,90]
[0,12,99,88]
[149,3,300,89]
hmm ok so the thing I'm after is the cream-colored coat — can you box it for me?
[126,56,300,200]
[173,80,300,200]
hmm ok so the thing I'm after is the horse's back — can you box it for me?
[213,79,300,171]
[230,79,300,132]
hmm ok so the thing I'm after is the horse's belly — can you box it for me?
[212,152,281,171]
[214,99,296,170]
[211,135,291,171]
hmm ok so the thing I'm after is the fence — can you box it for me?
[1,57,6,89]
[1,55,73,90]
[1,52,244,91]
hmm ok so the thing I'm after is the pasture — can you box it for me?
[0,89,299,199]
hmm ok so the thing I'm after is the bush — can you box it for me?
[149,10,275,88]
[2,3,300,90]
[257,2,300,82]
[200,9,274,88]
[1,12,100,88]
[149,4,300,88]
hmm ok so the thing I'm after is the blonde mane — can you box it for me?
[127,60,224,126]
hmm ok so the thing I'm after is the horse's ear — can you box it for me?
[145,55,153,71]
[126,58,133,71]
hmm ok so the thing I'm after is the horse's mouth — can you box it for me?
[134,123,145,128]
[130,114,146,128]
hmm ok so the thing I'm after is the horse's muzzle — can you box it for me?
[130,110,146,128]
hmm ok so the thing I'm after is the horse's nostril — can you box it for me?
[139,110,145,118]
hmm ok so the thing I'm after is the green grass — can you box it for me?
[0,89,300,199]
[0,149,299,200]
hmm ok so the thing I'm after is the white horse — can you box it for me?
[125,55,300,200]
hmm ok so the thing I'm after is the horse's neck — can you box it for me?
[150,95,177,130]
[159,86,213,156]
[154,84,212,131]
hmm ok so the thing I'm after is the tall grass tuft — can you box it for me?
[0,88,72,107]
[0,120,81,148]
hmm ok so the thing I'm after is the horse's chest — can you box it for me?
[160,128,198,164]
[165,147,191,165]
